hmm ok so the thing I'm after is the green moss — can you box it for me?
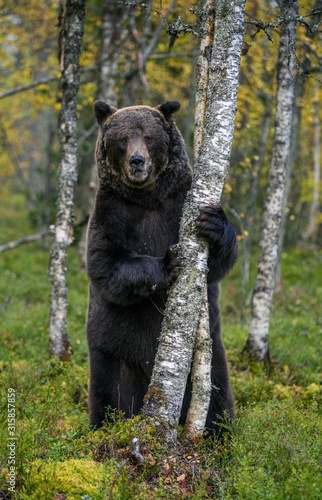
[20,459,110,499]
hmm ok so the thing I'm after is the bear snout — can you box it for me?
[125,153,152,187]
[129,154,145,169]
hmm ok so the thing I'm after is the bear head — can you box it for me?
[93,100,191,203]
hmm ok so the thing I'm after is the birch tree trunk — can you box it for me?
[48,0,85,360]
[78,0,126,264]
[303,85,321,241]
[274,76,304,288]
[142,0,245,445]
[244,0,297,362]
[184,0,214,440]
[241,100,271,311]
[275,0,322,284]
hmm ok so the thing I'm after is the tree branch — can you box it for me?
[0,76,59,100]
[0,229,54,253]
[245,11,322,41]
[0,66,96,101]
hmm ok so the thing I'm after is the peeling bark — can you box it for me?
[48,0,85,360]
[142,0,245,444]
[245,0,298,362]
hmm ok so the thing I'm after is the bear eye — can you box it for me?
[144,136,153,143]
[119,137,128,147]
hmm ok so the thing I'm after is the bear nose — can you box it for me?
[129,154,145,169]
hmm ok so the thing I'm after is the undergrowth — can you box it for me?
[0,195,321,498]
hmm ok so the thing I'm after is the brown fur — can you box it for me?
[86,100,237,434]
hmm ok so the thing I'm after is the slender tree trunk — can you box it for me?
[241,101,271,311]
[184,0,214,440]
[48,0,85,360]
[275,0,322,284]
[244,0,297,362]
[275,77,304,287]
[193,0,214,162]
[121,0,177,107]
[184,287,212,439]
[303,85,321,240]
[78,0,125,264]
[142,0,245,445]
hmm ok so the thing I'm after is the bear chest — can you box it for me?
[126,208,180,256]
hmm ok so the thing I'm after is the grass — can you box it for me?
[0,194,321,499]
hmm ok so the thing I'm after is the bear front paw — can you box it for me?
[196,205,228,245]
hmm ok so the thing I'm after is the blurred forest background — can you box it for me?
[1,0,321,253]
[0,0,322,498]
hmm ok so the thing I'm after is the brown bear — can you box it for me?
[86,100,237,435]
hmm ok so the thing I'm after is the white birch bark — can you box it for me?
[275,0,322,284]
[245,0,298,362]
[193,0,214,162]
[184,0,213,440]
[184,287,212,439]
[48,0,85,360]
[142,0,245,445]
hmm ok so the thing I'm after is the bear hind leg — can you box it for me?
[205,338,235,437]
[89,352,148,427]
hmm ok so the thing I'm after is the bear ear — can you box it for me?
[94,100,117,125]
[157,100,181,121]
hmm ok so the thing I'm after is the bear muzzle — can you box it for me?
[126,154,153,186]
[129,154,145,169]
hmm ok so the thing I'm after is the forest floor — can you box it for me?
[0,195,321,499]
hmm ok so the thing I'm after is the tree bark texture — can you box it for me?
[142,0,245,445]
[49,0,85,360]
[193,0,214,161]
[185,0,213,439]
[184,287,212,439]
[245,0,298,362]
